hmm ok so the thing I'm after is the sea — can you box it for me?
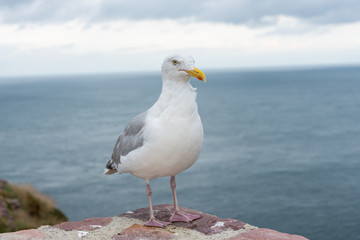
[1,66,359,240]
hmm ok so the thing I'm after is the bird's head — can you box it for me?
[161,54,206,83]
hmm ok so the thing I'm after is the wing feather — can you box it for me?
[105,111,147,173]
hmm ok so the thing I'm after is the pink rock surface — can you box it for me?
[227,228,309,240]
[120,204,246,235]
[0,206,309,240]
[113,224,176,240]
[0,229,49,240]
[53,217,113,231]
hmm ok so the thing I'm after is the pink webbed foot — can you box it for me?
[144,218,170,228]
[170,211,201,223]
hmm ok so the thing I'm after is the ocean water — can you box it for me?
[1,67,360,240]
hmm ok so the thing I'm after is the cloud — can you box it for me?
[0,1,359,76]
[0,17,359,76]
[199,0,360,25]
[2,17,358,55]
[1,0,360,26]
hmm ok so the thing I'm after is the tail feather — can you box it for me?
[104,159,118,175]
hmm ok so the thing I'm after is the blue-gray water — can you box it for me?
[1,67,360,240]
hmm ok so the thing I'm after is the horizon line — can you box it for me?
[1,63,360,80]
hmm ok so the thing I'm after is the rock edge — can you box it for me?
[0,204,309,240]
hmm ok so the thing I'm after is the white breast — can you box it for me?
[118,83,204,180]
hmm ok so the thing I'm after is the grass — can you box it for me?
[0,181,68,233]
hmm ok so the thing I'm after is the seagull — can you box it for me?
[104,54,206,227]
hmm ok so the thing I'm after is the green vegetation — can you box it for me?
[0,180,68,233]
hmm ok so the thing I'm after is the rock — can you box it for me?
[0,205,310,240]
[113,224,176,240]
[0,198,11,219]
[5,199,20,210]
[53,217,113,231]
[119,204,246,235]
[227,228,309,240]
[0,229,49,240]
[0,197,15,230]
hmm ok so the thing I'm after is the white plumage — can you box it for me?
[105,54,206,227]
[120,79,203,179]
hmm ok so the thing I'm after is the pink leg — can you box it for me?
[169,176,201,222]
[144,180,170,227]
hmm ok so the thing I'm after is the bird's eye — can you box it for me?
[172,60,179,65]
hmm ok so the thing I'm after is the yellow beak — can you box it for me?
[185,67,206,82]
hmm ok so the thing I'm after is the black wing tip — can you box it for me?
[106,160,116,169]
[104,159,118,175]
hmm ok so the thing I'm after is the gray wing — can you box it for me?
[105,111,147,171]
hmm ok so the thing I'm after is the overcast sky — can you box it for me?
[0,0,359,76]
